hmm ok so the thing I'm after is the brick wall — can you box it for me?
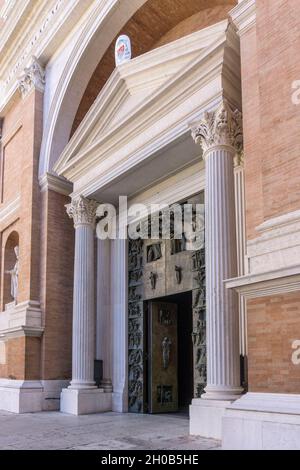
[242,0,300,240]
[0,88,44,380]
[240,0,300,395]
[247,292,300,393]
[40,189,74,381]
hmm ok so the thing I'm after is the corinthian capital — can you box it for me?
[66,196,98,228]
[192,100,243,156]
[18,56,45,98]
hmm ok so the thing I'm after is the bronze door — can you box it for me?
[148,301,178,413]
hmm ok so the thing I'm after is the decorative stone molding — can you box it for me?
[225,264,300,299]
[66,195,98,228]
[18,56,45,98]
[0,196,20,225]
[0,300,44,339]
[39,172,73,196]
[234,150,244,168]
[230,0,256,37]
[0,0,16,21]
[191,100,243,157]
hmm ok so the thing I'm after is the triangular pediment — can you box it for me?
[55,19,241,184]
[55,21,230,170]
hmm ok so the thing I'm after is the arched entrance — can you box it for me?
[40,0,237,176]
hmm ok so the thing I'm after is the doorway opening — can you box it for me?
[146,291,193,414]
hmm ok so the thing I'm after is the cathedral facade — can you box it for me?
[0,0,299,450]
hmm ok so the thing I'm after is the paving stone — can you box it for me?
[0,411,220,450]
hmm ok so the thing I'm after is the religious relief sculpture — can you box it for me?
[175,265,182,285]
[5,246,19,303]
[157,385,173,405]
[147,243,162,263]
[159,308,173,326]
[128,237,145,413]
[192,247,207,398]
[149,272,157,290]
[162,336,172,369]
[129,302,142,318]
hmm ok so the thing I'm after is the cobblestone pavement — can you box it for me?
[0,410,220,450]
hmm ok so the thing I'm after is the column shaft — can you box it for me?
[204,147,241,398]
[70,223,96,389]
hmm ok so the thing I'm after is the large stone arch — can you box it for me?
[39,0,236,176]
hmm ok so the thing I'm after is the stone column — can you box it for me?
[190,100,243,437]
[111,234,128,413]
[96,239,113,393]
[234,154,248,385]
[60,195,112,414]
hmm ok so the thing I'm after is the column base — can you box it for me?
[0,380,43,413]
[203,385,243,401]
[190,398,235,439]
[101,379,113,393]
[60,388,112,415]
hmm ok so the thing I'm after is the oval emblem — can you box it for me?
[115,35,132,66]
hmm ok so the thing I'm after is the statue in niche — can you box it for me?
[5,246,19,303]
[162,337,172,369]
[147,243,162,263]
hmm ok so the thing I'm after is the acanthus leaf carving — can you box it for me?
[192,100,243,156]
[65,195,98,228]
[18,56,45,98]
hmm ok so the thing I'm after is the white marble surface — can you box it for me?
[0,411,220,450]
[223,393,300,450]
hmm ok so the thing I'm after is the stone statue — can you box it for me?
[162,336,172,369]
[5,246,19,303]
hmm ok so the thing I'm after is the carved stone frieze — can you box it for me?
[192,247,207,398]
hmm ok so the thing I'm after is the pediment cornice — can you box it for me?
[55,20,241,186]
[229,0,256,36]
